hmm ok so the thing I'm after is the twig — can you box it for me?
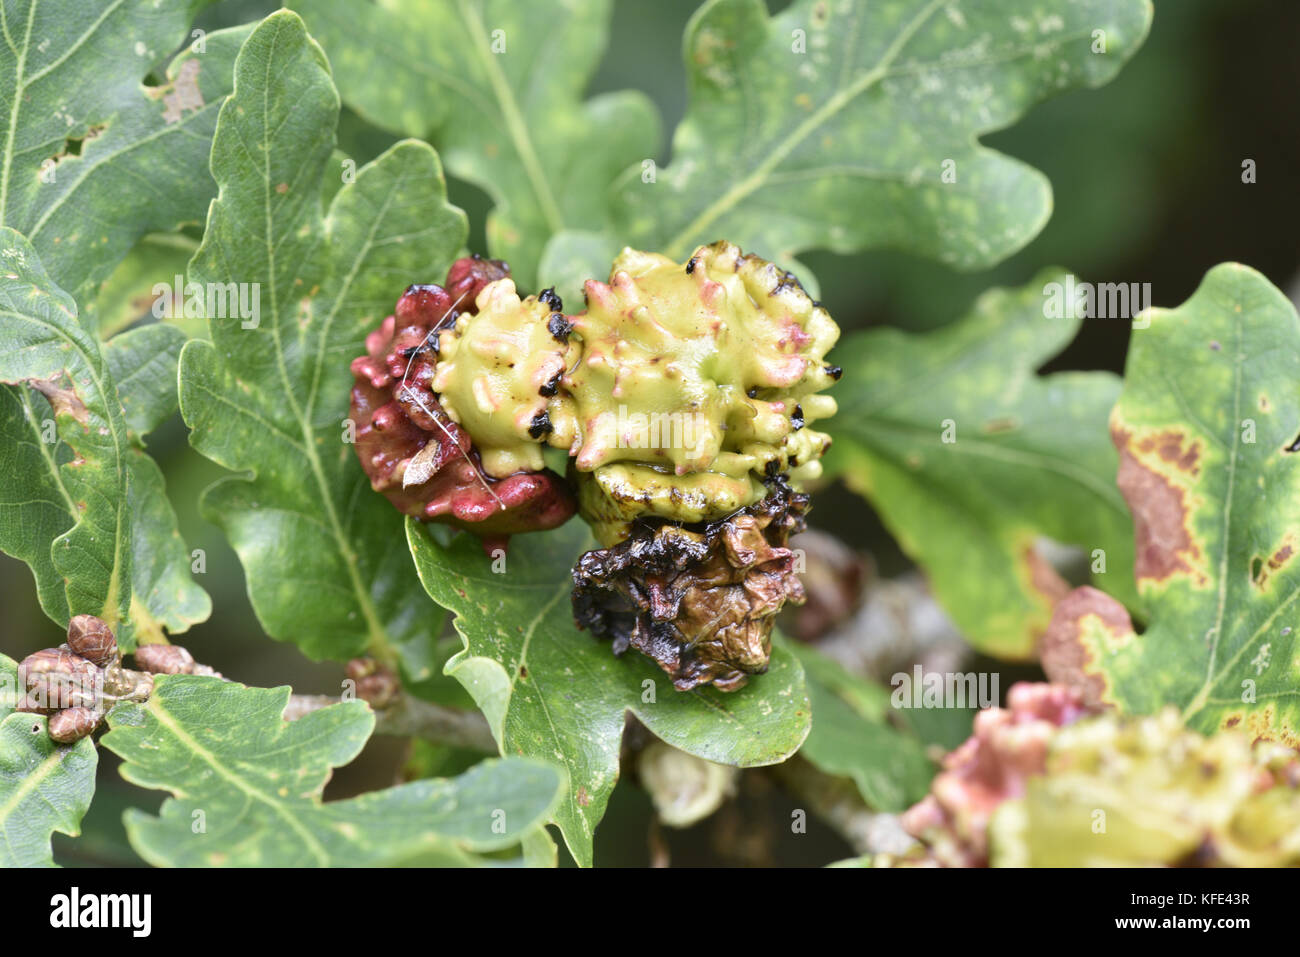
[770,756,915,857]
[131,644,497,753]
[284,692,496,753]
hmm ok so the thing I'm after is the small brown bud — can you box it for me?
[345,658,399,708]
[47,707,101,744]
[66,614,118,666]
[132,644,196,675]
[18,648,103,712]
[14,694,54,715]
[357,673,400,710]
[24,674,102,711]
[19,648,98,683]
[345,657,378,681]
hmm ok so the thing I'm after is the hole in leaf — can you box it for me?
[1286,431,1300,453]
[1251,556,1264,584]
[46,124,107,166]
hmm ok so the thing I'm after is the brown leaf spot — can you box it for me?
[160,59,203,123]
[1041,585,1132,708]
[576,786,591,807]
[1022,542,1070,626]
[1251,536,1296,591]
[28,376,89,426]
[275,182,289,195]
[1112,423,1208,587]
[1244,705,1300,750]
[980,416,1019,435]
[1135,429,1201,476]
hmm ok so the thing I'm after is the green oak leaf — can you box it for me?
[290,0,659,289]
[90,233,202,340]
[0,652,97,867]
[106,323,212,639]
[407,517,812,868]
[616,0,1150,268]
[104,323,188,438]
[824,269,1136,659]
[0,229,209,644]
[0,2,252,319]
[123,449,212,642]
[101,675,565,866]
[178,11,462,678]
[789,641,933,812]
[535,231,621,312]
[1043,265,1300,745]
[0,227,131,631]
